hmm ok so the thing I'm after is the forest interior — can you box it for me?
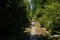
[0,0,60,40]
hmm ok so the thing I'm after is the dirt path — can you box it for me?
[24,21,51,36]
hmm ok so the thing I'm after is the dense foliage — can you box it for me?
[30,0,60,30]
[0,0,29,40]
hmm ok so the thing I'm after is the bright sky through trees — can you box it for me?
[28,0,34,11]
[28,0,31,3]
